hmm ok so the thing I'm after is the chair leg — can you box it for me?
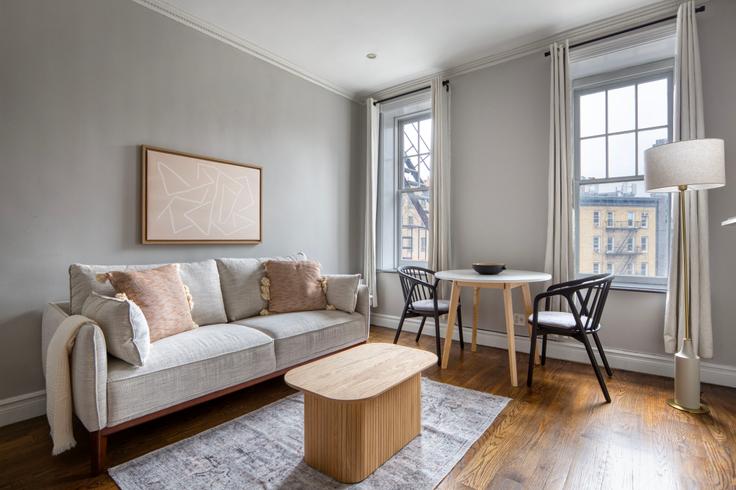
[457,304,465,350]
[592,332,613,376]
[433,312,442,366]
[541,334,548,366]
[580,334,611,403]
[394,306,409,344]
[527,326,538,387]
[415,317,426,343]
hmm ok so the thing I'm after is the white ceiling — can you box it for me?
[156,0,669,98]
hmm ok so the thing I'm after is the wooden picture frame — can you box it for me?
[141,145,262,244]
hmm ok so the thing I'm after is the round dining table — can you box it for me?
[435,269,551,387]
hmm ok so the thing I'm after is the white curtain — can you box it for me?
[544,41,574,309]
[664,0,713,358]
[428,76,452,279]
[363,98,380,307]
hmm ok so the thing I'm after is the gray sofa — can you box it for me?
[41,257,369,473]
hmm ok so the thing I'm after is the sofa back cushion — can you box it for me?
[69,259,227,326]
[216,258,265,321]
[216,253,307,321]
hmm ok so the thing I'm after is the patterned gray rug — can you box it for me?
[109,378,510,489]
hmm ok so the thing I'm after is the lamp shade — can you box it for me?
[643,138,725,192]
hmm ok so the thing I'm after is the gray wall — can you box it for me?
[0,0,363,399]
[375,0,736,367]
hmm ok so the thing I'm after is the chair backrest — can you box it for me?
[397,266,437,306]
[551,274,614,332]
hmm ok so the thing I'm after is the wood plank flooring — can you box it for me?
[1,326,735,489]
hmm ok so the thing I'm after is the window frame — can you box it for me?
[395,111,432,268]
[573,61,673,292]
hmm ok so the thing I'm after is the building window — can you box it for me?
[627,211,635,227]
[376,93,432,270]
[574,66,673,290]
[640,262,648,276]
[593,211,600,227]
[593,236,600,253]
[607,263,613,274]
[593,262,600,274]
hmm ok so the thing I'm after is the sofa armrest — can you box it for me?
[71,323,108,431]
[356,284,370,339]
[42,303,108,432]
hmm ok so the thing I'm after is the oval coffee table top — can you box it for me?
[284,343,437,402]
[435,269,551,283]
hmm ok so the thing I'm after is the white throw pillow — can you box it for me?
[81,292,150,366]
[325,274,361,313]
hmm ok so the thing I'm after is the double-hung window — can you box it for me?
[574,62,673,290]
[376,92,432,270]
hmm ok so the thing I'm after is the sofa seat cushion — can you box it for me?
[106,324,275,426]
[234,310,366,370]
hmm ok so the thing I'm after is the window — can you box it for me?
[640,262,648,276]
[376,92,432,271]
[607,263,614,274]
[593,211,600,227]
[398,115,432,265]
[593,262,600,274]
[593,236,600,253]
[574,65,673,289]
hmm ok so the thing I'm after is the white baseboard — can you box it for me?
[371,313,736,388]
[0,390,46,428]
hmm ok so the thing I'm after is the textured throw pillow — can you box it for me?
[97,264,197,342]
[325,274,361,313]
[81,292,150,366]
[261,260,332,314]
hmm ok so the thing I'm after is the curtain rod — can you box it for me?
[544,5,705,57]
[373,80,449,106]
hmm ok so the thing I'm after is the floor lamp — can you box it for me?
[643,138,725,413]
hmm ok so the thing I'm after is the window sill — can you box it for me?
[377,269,398,274]
[610,283,667,294]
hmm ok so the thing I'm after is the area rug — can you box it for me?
[109,378,510,489]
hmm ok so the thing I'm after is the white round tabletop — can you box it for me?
[435,269,551,283]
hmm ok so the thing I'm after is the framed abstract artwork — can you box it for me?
[141,146,262,244]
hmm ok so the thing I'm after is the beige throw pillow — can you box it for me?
[325,274,361,313]
[82,292,150,366]
[97,264,197,342]
[261,260,332,314]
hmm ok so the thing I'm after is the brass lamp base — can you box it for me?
[667,398,710,414]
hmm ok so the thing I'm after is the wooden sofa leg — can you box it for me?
[90,430,107,475]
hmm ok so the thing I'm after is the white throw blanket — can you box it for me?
[45,315,92,455]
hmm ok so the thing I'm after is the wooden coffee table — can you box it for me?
[285,343,437,483]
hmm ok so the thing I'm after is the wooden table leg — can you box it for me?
[521,283,540,365]
[471,287,480,352]
[441,282,461,369]
[502,284,519,387]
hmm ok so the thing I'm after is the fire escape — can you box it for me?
[605,219,643,273]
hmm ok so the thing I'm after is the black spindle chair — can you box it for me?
[394,266,464,365]
[527,274,615,402]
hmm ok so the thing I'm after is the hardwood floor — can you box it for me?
[1,326,735,489]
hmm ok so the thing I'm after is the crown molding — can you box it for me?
[130,0,357,101]
[369,0,684,101]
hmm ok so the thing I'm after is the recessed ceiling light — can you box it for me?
[366,53,377,59]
